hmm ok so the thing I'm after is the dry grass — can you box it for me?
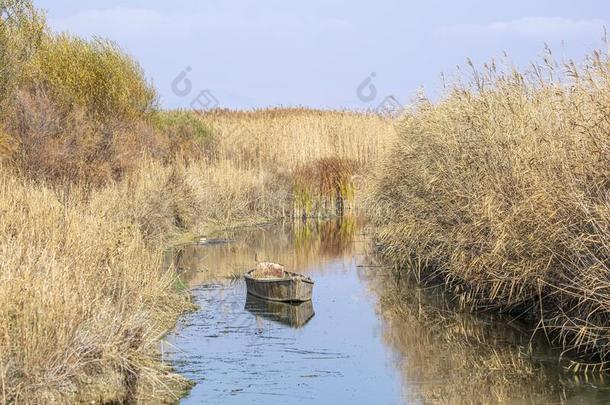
[197,108,394,217]
[0,165,192,403]
[370,49,610,366]
[199,108,391,169]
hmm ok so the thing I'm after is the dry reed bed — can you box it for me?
[0,166,191,403]
[370,51,610,367]
[199,108,391,169]
[197,109,395,216]
[0,108,392,402]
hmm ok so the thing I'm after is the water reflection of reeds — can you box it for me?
[369,271,610,404]
[168,219,610,403]
[169,216,363,287]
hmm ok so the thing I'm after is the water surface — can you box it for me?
[165,219,610,404]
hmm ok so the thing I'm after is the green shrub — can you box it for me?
[24,33,157,122]
[152,110,210,140]
[0,0,45,113]
[151,110,216,161]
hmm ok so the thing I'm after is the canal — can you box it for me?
[164,218,610,404]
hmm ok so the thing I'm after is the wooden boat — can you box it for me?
[244,262,314,302]
[245,294,315,328]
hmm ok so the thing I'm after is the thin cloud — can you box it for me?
[439,16,607,39]
[49,6,349,40]
[50,7,181,38]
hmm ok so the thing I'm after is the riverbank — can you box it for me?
[0,114,391,403]
[369,50,610,368]
[0,3,395,400]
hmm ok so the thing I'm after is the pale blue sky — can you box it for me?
[37,1,609,109]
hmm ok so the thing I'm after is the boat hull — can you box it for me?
[244,270,314,302]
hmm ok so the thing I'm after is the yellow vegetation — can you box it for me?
[0,3,395,400]
[370,49,610,367]
[24,34,157,121]
[3,0,610,401]
[0,165,191,403]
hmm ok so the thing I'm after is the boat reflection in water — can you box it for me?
[245,293,315,328]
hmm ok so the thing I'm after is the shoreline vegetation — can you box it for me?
[1,0,610,402]
[369,49,610,370]
[0,2,393,402]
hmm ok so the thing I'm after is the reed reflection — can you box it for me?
[169,216,362,287]
[368,271,610,404]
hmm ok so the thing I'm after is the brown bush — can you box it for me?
[6,90,143,186]
[293,157,361,216]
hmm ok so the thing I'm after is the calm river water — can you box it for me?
[164,218,610,404]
